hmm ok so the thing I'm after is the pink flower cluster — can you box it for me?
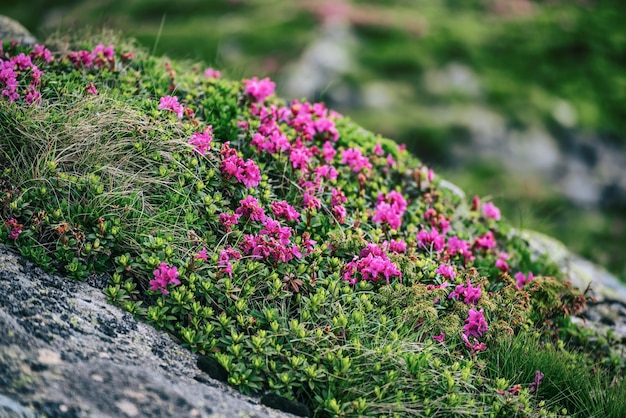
[236,195,266,221]
[150,262,181,294]
[448,280,482,304]
[158,95,185,119]
[417,228,445,252]
[271,200,301,223]
[218,246,242,278]
[30,44,53,64]
[436,264,456,279]
[372,190,407,230]
[341,148,372,175]
[483,202,501,221]
[464,308,488,339]
[240,231,302,264]
[1,53,43,104]
[474,231,497,251]
[515,271,534,289]
[446,236,475,264]
[204,67,222,79]
[67,44,114,69]
[343,244,402,285]
[495,252,509,272]
[4,218,22,240]
[244,77,275,102]
[219,211,240,232]
[220,143,261,188]
[189,126,213,155]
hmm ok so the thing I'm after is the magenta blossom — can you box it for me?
[4,218,22,240]
[474,231,497,251]
[196,247,208,262]
[463,308,488,338]
[515,271,534,289]
[432,333,446,344]
[341,148,372,174]
[271,200,301,223]
[236,195,266,222]
[483,202,501,221]
[189,126,213,155]
[244,77,275,102]
[204,67,222,79]
[219,211,240,232]
[436,264,456,280]
[86,82,98,95]
[417,228,445,252]
[343,246,402,285]
[495,252,509,272]
[150,262,181,295]
[158,95,184,119]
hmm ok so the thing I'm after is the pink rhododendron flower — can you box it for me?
[446,236,475,264]
[529,370,544,394]
[483,202,501,221]
[219,211,240,232]
[331,188,347,206]
[314,117,339,141]
[372,191,407,230]
[474,231,497,250]
[387,239,407,253]
[218,246,242,278]
[86,82,98,95]
[313,164,338,181]
[158,95,184,119]
[515,271,534,289]
[239,234,302,264]
[373,142,384,156]
[271,200,301,223]
[236,195,266,221]
[189,126,213,155]
[150,262,181,294]
[495,252,509,272]
[220,143,261,188]
[4,218,22,240]
[462,333,487,352]
[196,247,208,262]
[204,67,221,78]
[417,228,445,252]
[322,141,337,163]
[244,76,275,102]
[343,248,402,285]
[30,44,53,63]
[432,333,446,344]
[341,148,372,174]
[463,308,488,338]
[332,204,347,224]
[448,280,482,305]
[436,264,456,280]
[92,44,114,67]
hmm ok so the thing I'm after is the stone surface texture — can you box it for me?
[0,245,294,418]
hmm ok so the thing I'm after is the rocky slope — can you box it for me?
[0,244,295,418]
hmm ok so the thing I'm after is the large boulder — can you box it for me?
[0,244,294,418]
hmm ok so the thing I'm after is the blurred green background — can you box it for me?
[2,0,624,281]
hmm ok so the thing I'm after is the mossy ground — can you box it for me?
[1,32,625,417]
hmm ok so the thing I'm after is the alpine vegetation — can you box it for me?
[1,32,624,417]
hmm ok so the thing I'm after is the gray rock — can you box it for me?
[0,16,37,46]
[0,244,295,418]
[520,229,626,342]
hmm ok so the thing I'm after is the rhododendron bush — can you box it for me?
[1,33,623,417]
